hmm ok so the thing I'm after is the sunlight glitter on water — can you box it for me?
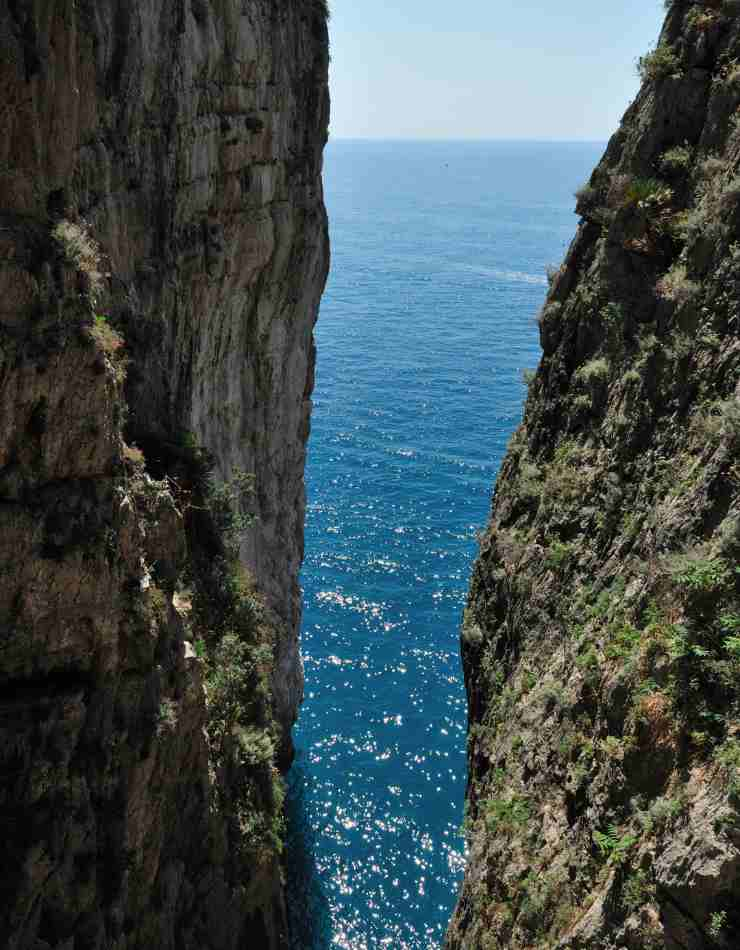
[285,139,604,949]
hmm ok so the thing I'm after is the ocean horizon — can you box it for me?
[327,137,608,143]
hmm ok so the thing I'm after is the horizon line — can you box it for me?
[327,135,608,144]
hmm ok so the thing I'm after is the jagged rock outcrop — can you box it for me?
[448,3,740,949]
[0,1,329,948]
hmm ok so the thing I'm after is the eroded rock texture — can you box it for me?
[448,4,740,949]
[0,1,329,947]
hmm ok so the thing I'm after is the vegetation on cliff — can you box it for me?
[448,3,740,948]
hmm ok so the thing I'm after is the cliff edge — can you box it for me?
[448,3,740,948]
[0,1,329,947]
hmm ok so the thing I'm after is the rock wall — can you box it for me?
[0,1,329,947]
[448,3,740,949]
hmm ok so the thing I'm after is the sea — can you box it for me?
[285,139,604,950]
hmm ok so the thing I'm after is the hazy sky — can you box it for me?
[328,1,666,140]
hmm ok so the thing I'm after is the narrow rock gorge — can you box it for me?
[0,1,329,947]
[448,3,740,948]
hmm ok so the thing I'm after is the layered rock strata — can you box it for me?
[448,3,740,948]
[0,1,329,947]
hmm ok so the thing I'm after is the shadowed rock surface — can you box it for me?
[447,4,740,949]
[0,1,329,947]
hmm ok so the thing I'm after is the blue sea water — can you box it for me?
[285,139,604,950]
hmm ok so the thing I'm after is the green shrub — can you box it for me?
[652,796,686,824]
[234,725,275,767]
[659,144,693,174]
[671,555,731,596]
[484,794,531,831]
[203,468,256,544]
[605,621,641,660]
[544,450,586,505]
[686,7,718,31]
[575,357,609,384]
[166,432,285,868]
[637,44,682,82]
[622,368,642,387]
[572,393,593,414]
[708,911,727,940]
[205,633,264,752]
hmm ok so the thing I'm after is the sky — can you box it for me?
[328,1,666,141]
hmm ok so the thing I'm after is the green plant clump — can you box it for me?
[672,556,731,596]
[659,144,693,174]
[621,868,655,912]
[637,44,682,82]
[484,794,531,832]
[175,433,285,864]
[622,178,671,208]
[708,910,727,940]
[593,825,638,866]
[575,357,609,384]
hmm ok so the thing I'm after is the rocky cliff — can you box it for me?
[0,1,329,948]
[448,3,740,949]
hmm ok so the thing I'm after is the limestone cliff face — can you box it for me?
[0,1,329,947]
[448,4,740,949]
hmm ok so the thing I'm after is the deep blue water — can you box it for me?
[286,140,603,950]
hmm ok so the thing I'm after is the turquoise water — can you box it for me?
[286,140,603,949]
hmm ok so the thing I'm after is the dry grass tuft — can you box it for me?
[52,219,104,302]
